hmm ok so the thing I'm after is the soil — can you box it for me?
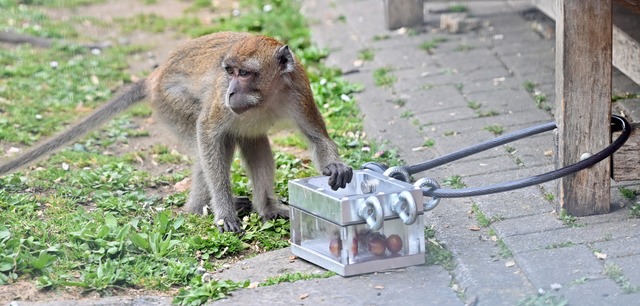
[1,0,244,304]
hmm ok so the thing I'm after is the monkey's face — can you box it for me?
[222,63,260,115]
[222,37,296,115]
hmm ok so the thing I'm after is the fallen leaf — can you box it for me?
[469,226,481,231]
[490,236,498,242]
[248,282,259,289]
[544,150,553,156]
[174,177,192,192]
[595,252,607,260]
[299,293,309,299]
[289,255,297,260]
[374,285,384,290]
[505,260,516,267]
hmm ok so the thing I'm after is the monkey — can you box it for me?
[0,31,353,232]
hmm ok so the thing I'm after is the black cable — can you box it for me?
[406,121,557,175]
[424,115,631,198]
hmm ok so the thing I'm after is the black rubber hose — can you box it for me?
[406,121,557,175]
[424,115,632,198]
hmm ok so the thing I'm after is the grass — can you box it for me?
[425,226,455,271]
[484,124,504,136]
[419,37,447,54]
[372,66,396,87]
[358,48,375,61]
[443,175,466,189]
[557,209,584,228]
[0,0,403,304]
[518,292,568,306]
[604,263,640,294]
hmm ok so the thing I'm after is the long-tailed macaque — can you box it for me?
[0,32,353,232]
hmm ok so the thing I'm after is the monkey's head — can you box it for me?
[222,35,296,115]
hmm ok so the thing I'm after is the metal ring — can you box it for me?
[383,166,410,182]
[359,196,384,231]
[393,191,418,225]
[414,177,441,211]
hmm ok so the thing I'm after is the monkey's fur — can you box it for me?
[0,32,353,232]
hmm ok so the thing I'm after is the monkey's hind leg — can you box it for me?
[239,136,289,221]
[184,162,211,215]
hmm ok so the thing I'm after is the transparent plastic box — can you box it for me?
[288,170,425,276]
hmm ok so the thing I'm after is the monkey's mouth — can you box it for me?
[230,103,253,115]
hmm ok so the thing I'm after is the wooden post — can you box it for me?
[555,0,613,216]
[383,0,424,30]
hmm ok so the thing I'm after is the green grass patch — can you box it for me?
[484,124,504,136]
[443,175,466,189]
[372,66,397,88]
[419,37,447,53]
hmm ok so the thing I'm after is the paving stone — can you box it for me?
[555,278,631,306]
[210,265,462,306]
[503,218,640,254]
[608,254,640,286]
[593,232,640,264]
[514,245,606,289]
[491,212,566,237]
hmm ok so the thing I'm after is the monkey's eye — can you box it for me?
[238,69,250,77]
[225,66,234,75]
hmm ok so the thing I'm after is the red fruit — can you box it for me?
[368,235,387,256]
[329,238,342,257]
[386,234,403,254]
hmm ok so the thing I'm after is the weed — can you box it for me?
[358,48,375,61]
[391,98,407,107]
[425,226,455,271]
[611,92,640,102]
[518,292,568,306]
[557,209,584,228]
[419,37,447,53]
[372,34,390,41]
[619,187,637,200]
[477,110,499,117]
[260,271,335,286]
[400,110,414,118]
[454,43,473,52]
[467,101,482,110]
[523,81,536,93]
[173,279,250,306]
[544,192,555,202]
[373,66,397,87]
[604,263,640,293]
[443,175,466,189]
[471,203,491,227]
[504,146,516,154]
[449,4,469,13]
[545,241,575,249]
[443,130,457,137]
[484,124,504,136]
[629,203,640,218]
[423,139,435,148]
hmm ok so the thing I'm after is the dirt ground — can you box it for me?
[1,0,241,304]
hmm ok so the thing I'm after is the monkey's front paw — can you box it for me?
[215,216,243,233]
[322,163,353,190]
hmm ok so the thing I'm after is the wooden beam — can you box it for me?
[555,0,612,216]
[613,124,640,181]
[532,0,640,85]
[382,0,424,30]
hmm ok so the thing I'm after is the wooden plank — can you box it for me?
[613,124,640,181]
[555,0,612,216]
[533,0,640,85]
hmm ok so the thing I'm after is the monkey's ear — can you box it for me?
[276,45,295,73]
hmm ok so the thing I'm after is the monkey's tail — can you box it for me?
[0,80,147,175]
